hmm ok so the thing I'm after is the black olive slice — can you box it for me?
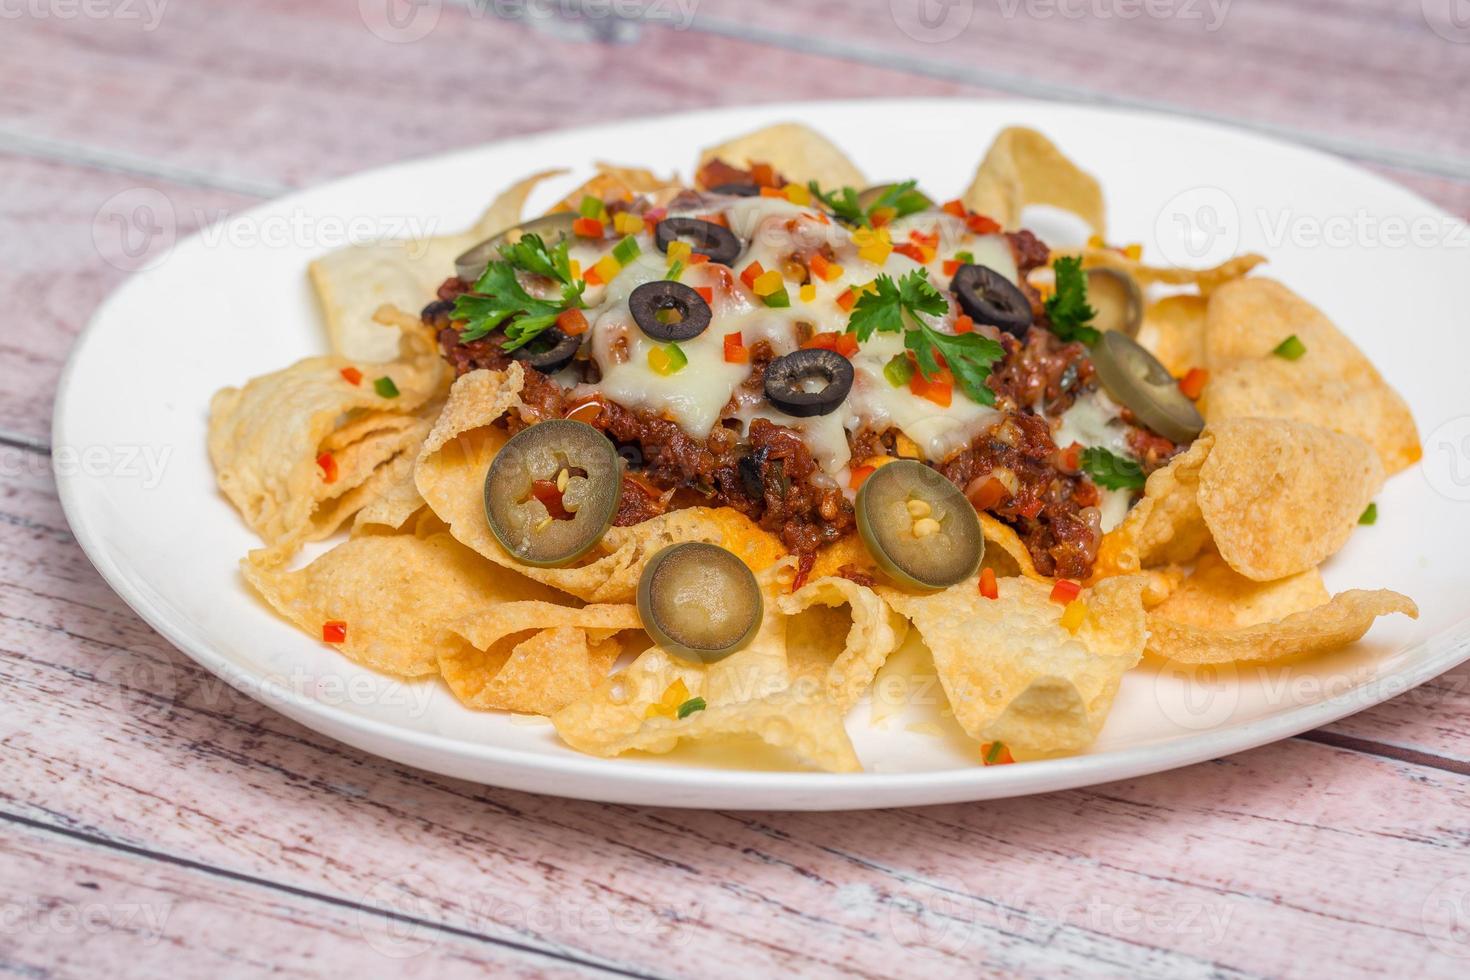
[654,216,743,266]
[1090,330,1204,445]
[637,543,763,663]
[708,182,761,197]
[1086,268,1143,337]
[455,212,577,282]
[509,327,580,374]
[629,281,712,342]
[951,263,1033,337]
[856,461,984,590]
[483,419,622,568]
[764,348,854,418]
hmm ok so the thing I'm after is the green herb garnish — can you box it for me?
[1273,334,1307,360]
[676,697,707,719]
[1081,447,1146,491]
[847,269,1003,406]
[454,233,586,350]
[373,376,400,399]
[1044,256,1099,344]
[807,179,930,228]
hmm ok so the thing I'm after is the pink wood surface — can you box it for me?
[4,2,1469,976]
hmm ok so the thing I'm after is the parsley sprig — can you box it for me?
[807,180,930,228]
[1081,447,1146,490]
[846,269,1004,406]
[1044,256,1099,345]
[454,233,586,349]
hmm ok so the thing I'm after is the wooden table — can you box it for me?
[5,2,1470,975]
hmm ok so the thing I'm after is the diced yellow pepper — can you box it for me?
[645,678,691,720]
[1060,599,1088,634]
[1123,243,1143,261]
[613,211,645,236]
[666,239,692,265]
[799,283,817,303]
[593,254,622,283]
[783,183,811,206]
[752,269,785,297]
[568,259,582,280]
[853,227,893,265]
[819,262,844,282]
[1087,235,1106,250]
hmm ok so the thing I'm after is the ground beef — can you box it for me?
[939,412,1101,580]
[987,327,1096,416]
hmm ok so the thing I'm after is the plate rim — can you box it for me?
[52,96,1470,809]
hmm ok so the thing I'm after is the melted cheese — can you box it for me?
[1051,388,1136,531]
[578,196,1027,477]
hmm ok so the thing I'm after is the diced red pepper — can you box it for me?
[316,452,338,484]
[809,253,832,281]
[698,212,729,228]
[966,213,1002,235]
[942,259,961,276]
[1050,579,1082,605]
[981,741,1015,765]
[642,207,667,237]
[806,331,859,358]
[340,367,363,386]
[695,286,714,305]
[849,465,876,490]
[530,480,571,520]
[749,162,778,188]
[1059,441,1082,472]
[979,566,999,600]
[686,252,710,266]
[954,315,974,335]
[557,308,589,336]
[836,289,857,312]
[740,261,765,291]
[1179,367,1209,400]
[322,621,348,644]
[723,331,748,364]
[910,369,953,407]
[564,397,604,425]
[941,199,967,218]
[759,186,783,198]
[583,265,605,286]
[1017,497,1044,519]
[572,217,604,239]
[893,242,927,263]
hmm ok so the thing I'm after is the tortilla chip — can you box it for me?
[1200,278,1420,474]
[964,127,1105,235]
[351,452,427,533]
[1077,249,1265,294]
[778,576,908,712]
[1093,436,1214,577]
[697,122,865,190]
[1148,553,1417,664]
[552,569,861,772]
[416,368,785,603]
[551,164,682,212]
[1137,294,1208,378]
[978,513,1044,580]
[209,334,444,550]
[1198,418,1382,582]
[310,170,562,362]
[442,603,641,714]
[242,531,561,678]
[881,575,1149,753]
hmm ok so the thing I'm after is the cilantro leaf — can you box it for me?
[453,234,585,349]
[807,179,932,228]
[847,269,1002,406]
[1081,447,1146,490]
[1045,256,1100,344]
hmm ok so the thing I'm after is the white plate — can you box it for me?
[56,100,1470,810]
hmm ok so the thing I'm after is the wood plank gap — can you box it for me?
[0,431,49,456]
[0,128,284,198]
[0,809,665,980]
[1295,730,1470,778]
